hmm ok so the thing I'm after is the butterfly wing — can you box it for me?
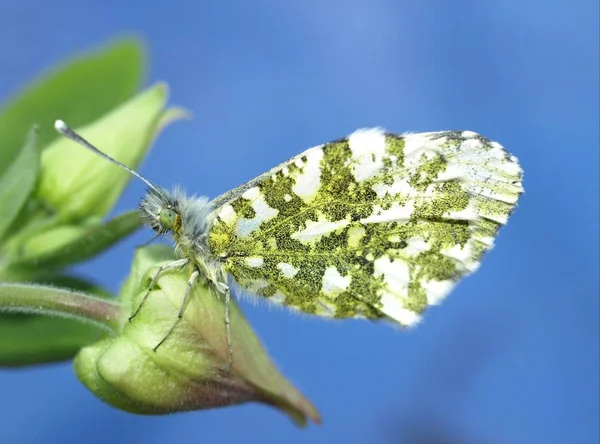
[207,128,523,326]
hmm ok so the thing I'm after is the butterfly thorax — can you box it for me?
[140,187,227,286]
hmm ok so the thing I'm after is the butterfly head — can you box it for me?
[139,187,183,236]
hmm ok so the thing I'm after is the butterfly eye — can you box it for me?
[159,208,178,230]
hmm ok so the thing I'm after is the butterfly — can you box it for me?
[55,121,523,365]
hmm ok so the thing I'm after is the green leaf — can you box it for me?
[0,126,40,241]
[4,210,142,276]
[0,275,116,367]
[0,37,145,177]
[0,315,103,366]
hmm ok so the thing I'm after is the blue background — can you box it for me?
[1,1,598,443]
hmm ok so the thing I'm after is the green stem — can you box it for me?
[0,283,125,333]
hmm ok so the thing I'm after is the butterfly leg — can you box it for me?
[213,281,233,370]
[129,258,189,321]
[224,286,232,369]
[153,268,200,351]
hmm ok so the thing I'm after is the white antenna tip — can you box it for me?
[54,120,67,132]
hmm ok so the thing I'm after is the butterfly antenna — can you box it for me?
[54,119,162,195]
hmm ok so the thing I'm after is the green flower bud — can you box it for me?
[74,247,321,426]
[36,83,176,222]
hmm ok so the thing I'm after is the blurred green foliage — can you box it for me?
[0,38,168,366]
